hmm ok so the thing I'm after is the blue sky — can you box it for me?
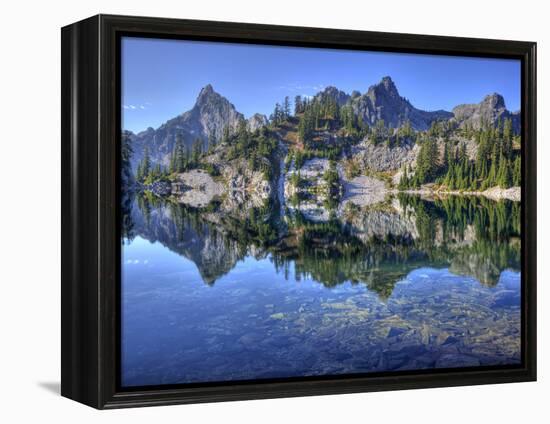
[122,37,521,133]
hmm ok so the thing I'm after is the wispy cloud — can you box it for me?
[125,259,149,265]
[123,103,151,110]
[277,83,326,93]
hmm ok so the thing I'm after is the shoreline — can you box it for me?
[136,166,521,208]
[393,186,520,202]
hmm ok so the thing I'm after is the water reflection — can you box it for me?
[121,193,521,386]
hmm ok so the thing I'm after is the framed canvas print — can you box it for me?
[61,14,536,409]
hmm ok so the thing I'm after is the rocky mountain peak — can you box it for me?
[349,76,452,130]
[452,93,518,131]
[129,86,244,169]
[199,83,214,95]
[368,76,400,100]
[195,84,225,107]
[381,75,397,90]
[481,93,506,110]
[189,85,244,141]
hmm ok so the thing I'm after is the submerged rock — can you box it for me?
[435,353,481,368]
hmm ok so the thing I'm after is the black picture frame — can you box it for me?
[61,14,537,409]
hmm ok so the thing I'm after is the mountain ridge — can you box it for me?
[452,93,520,131]
[126,77,519,170]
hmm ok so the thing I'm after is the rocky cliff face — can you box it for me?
[314,86,351,107]
[247,113,269,132]
[128,85,245,169]
[452,93,520,132]
[352,138,420,172]
[351,133,480,181]
[350,77,453,131]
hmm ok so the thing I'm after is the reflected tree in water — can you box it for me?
[124,191,520,296]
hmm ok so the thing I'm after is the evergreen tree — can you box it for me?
[415,137,438,184]
[297,105,315,143]
[191,138,202,166]
[169,145,177,173]
[294,95,303,115]
[445,162,456,189]
[502,118,513,158]
[402,120,413,138]
[468,162,476,190]
[121,131,133,183]
[455,158,465,190]
[151,163,161,179]
[271,103,282,125]
[497,155,512,188]
[283,96,291,119]
[139,146,151,181]
[136,161,143,182]
[398,165,409,190]
[485,160,497,190]
[177,145,187,173]
[496,117,503,141]
[170,133,186,173]
[476,131,490,177]
[458,142,467,163]
[513,156,521,186]
[442,140,450,171]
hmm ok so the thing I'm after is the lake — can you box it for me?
[120,193,521,387]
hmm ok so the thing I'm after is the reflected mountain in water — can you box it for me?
[123,192,520,297]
